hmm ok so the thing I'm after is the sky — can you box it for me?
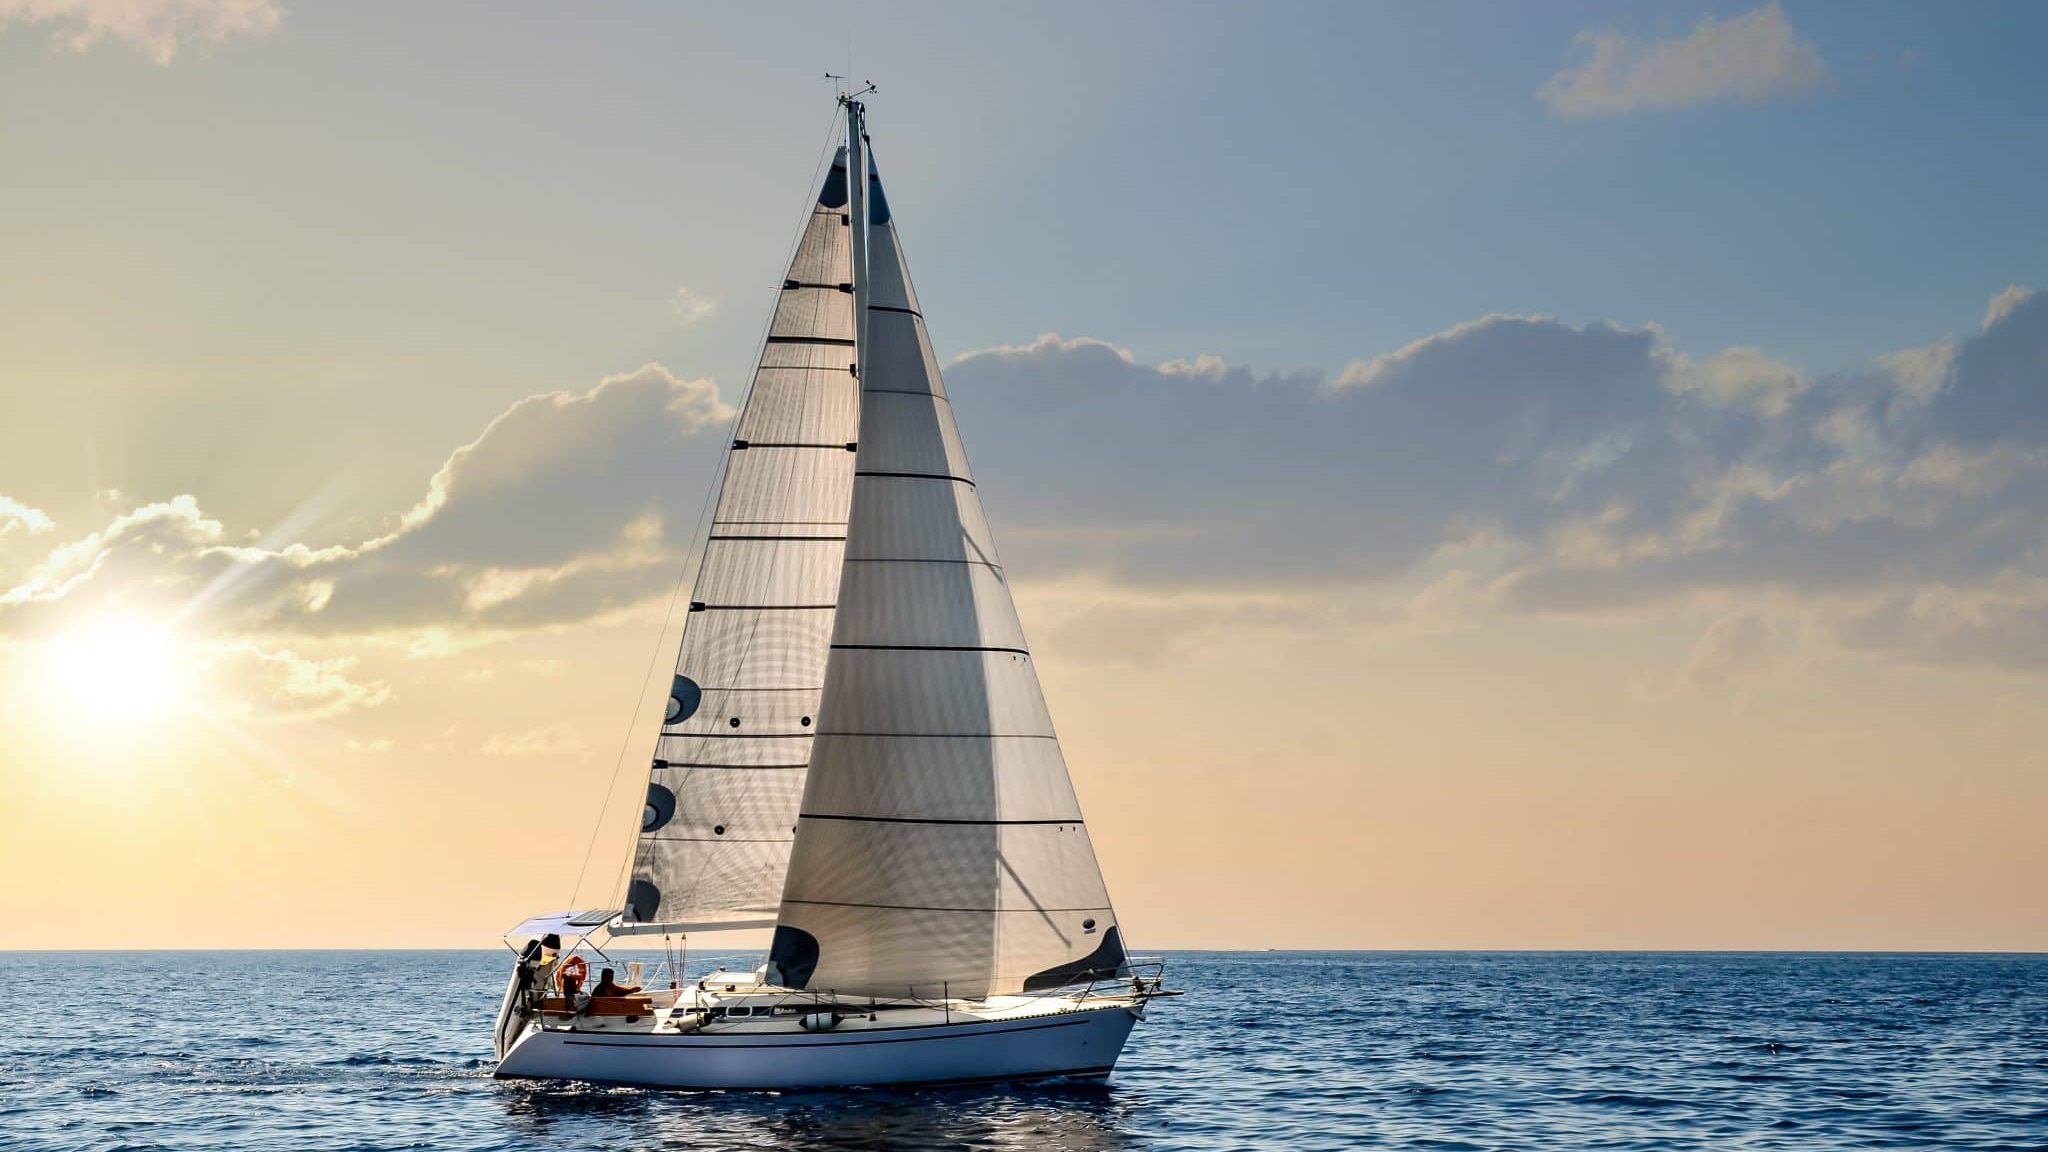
[1,1,2044,951]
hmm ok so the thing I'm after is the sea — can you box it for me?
[1,951,2041,1151]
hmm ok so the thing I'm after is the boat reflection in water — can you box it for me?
[497,1078,1143,1151]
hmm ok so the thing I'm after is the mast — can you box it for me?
[843,95,869,385]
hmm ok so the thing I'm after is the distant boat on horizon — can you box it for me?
[489,91,1171,1091]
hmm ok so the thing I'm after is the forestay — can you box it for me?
[767,149,1126,998]
[621,149,859,934]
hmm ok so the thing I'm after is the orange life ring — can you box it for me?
[555,954,589,991]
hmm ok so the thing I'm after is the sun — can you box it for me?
[40,612,191,734]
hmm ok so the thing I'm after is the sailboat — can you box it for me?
[490,92,1170,1091]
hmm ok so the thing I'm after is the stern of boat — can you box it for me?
[493,963,535,1062]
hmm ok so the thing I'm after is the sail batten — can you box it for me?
[768,142,1124,998]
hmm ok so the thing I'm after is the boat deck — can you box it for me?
[533,972,1147,1039]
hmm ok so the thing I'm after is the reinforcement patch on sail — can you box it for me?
[1022,926,1128,992]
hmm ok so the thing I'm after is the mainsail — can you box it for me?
[766,132,1126,998]
[621,148,859,933]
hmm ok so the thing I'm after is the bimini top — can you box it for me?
[504,908,777,942]
[502,908,621,944]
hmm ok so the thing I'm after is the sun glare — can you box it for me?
[41,613,190,734]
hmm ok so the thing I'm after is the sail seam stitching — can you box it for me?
[830,643,1029,655]
[860,388,950,400]
[839,557,999,568]
[729,442,858,450]
[799,814,1079,826]
[812,732,1057,739]
[652,763,810,770]
[644,837,791,844]
[783,898,1111,912]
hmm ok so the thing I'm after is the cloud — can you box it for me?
[0,494,231,613]
[1539,3,1824,117]
[946,285,2048,672]
[228,645,394,721]
[1836,578,2048,675]
[481,723,585,758]
[0,363,733,641]
[1159,353,1230,381]
[1335,313,1573,390]
[9,285,2046,684]
[0,496,53,540]
[1666,346,1807,418]
[1930,286,2048,447]
[1984,285,2033,331]
[0,0,281,64]
[952,315,1700,584]
[1669,612,1773,697]
[669,287,718,327]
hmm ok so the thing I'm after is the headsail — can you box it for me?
[768,140,1125,998]
[620,148,859,934]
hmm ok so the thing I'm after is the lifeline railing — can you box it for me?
[524,948,1173,1033]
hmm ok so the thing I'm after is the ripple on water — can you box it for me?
[0,951,2043,1151]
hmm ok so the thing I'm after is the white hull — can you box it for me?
[493,1002,1140,1090]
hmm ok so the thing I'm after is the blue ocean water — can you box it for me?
[0,951,2041,1150]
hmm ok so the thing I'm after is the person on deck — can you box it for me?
[515,933,564,1004]
[591,967,641,998]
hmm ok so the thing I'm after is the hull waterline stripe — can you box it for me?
[548,1012,1112,1051]
[497,1064,1117,1091]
